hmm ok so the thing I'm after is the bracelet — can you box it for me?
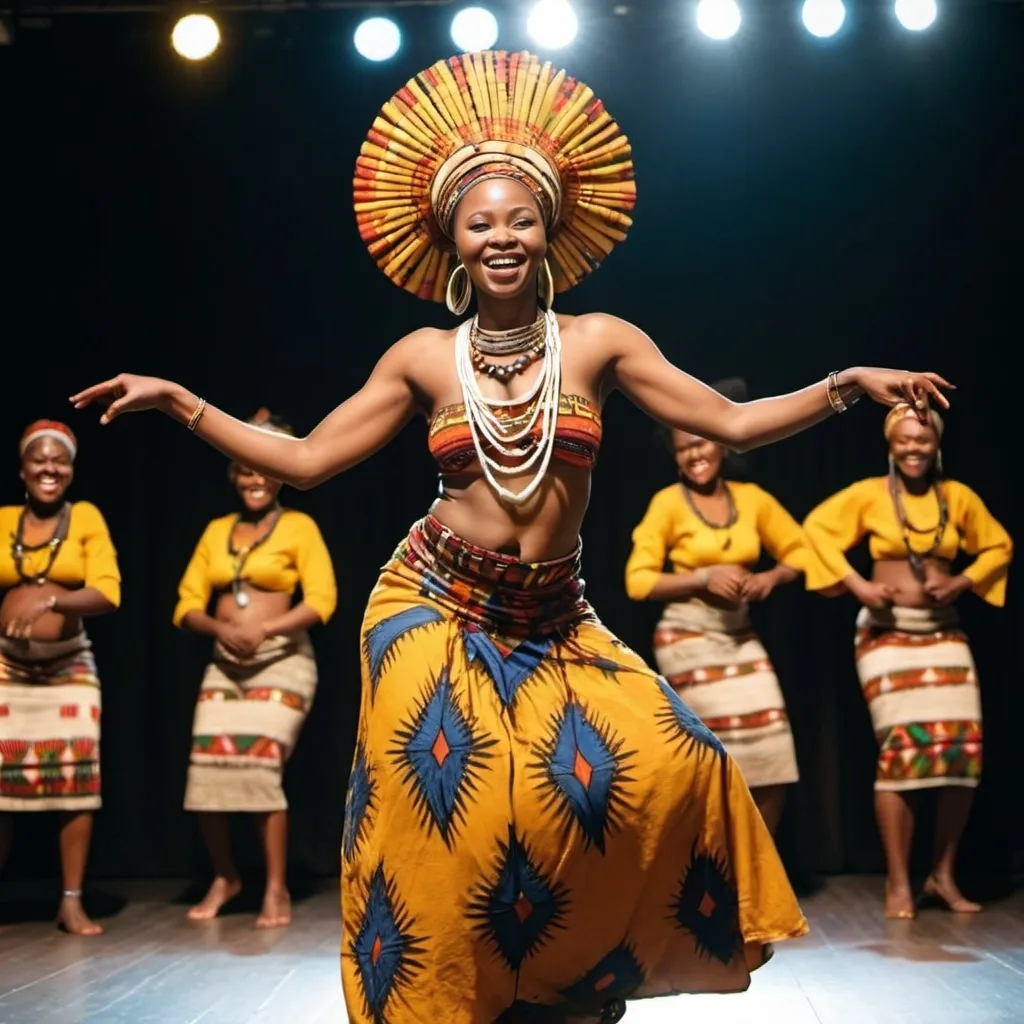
[187,397,207,432]
[694,568,710,588]
[826,371,847,414]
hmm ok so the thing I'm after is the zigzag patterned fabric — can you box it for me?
[354,50,636,302]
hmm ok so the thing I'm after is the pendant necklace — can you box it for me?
[228,506,283,608]
[889,472,948,582]
[12,502,72,584]
[682,481,737,551]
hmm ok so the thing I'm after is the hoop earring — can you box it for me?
[539,257,555,311]
[446,262,472,317]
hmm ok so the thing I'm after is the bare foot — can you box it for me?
[57,896,104,936]
[923,873,982,913]
[187,876,242,921]
[884,881,916,920]
[255,888,291,929]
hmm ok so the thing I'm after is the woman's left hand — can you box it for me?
[852,368,954,417]
[923,574,973,607]
[2,594,57,639]
[741,572,777,603]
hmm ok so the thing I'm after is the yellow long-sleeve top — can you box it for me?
[802,477,1012,607]
[0,502,121,606]
[173,509,337,627]
[625,481,809,601]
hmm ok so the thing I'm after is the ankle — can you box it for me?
[61,888,83,902]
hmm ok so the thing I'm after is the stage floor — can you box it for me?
[1,875,1022,1022]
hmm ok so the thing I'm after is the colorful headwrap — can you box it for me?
[884,402,945,442]
[19,420,78,460]
[354,50,636,302]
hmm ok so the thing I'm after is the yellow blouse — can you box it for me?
[173,509,337,627]
[625,481,809,601]
[0,502,121,606]
[802,477,1012,606]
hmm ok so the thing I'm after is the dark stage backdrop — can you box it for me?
[1,8,1020,888]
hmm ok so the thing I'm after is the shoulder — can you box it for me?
[840,477,887,500]
[71,501,108,526]
[941,479,982,505]
[197,513,235,541]
[562,312,644,348]
[0,505,21,522]
[729,481,773,506]
[646,483,684,515]
[386,326,454,369]
[280,509,321,532]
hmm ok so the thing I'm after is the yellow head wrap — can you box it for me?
[883,402,944,442]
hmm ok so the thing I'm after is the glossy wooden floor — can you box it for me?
[1,875,1022,1023]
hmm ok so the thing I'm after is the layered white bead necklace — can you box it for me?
[454,308,562,505]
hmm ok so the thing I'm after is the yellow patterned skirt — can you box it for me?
[184,633,317,812]
[855,606,982,792]
[0,633,101,812]
[341,517,807,1023]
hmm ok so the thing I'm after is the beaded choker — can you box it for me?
[470,312,547,383]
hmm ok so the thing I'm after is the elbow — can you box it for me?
[625,574,654,602]
[287,445,325,491]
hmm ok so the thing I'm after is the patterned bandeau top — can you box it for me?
[427,393,603,475]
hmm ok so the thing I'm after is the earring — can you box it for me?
[539,257,555,311]
[888,452,896,477]
[935,449,944,476]
[445,262,472,316]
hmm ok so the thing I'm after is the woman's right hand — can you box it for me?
[216,621,267,659]
[70,374,178,425]
[849,578,895,609]
[701,565,750,603]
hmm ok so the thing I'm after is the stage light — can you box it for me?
[170,14,220,61]
[451,7,499,51]
[527,0,578,50]
[894,0,937,30]
[354,16,401,62]
[801,0,846,37]
[696,0,741,40]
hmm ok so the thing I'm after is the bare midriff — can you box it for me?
[0,583,80,642]
[212,587,292,627]
[430,460,592,562]
[872,557,955,608]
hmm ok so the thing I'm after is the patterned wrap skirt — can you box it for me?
[0,633,101,812]
[341,516,808,1024]
[855,605,982,792]
[653,600,799,790]
[184,632,317,812]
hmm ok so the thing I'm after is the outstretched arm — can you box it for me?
[70,330,433,490]
[586,314,951,452]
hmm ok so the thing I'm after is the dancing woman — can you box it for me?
[626,403,807,834]
[0,421,120,935]
[803,403,1011,919]
[174,410,336,929]
[74,50,951,1023]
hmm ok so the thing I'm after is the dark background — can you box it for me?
[0,3,1020,891]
